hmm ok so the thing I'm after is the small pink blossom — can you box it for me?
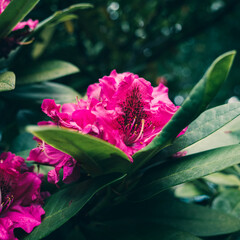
[0,0,38,31]
[28,136,81,185]
[0,152,46,240]
[28,70,186,183]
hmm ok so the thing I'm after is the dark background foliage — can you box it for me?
[24,0,240,106]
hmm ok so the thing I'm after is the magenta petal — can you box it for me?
[99,76,117,100]
[0,218,16,240]
[6,205,45,233]
[41,99,61,119]
[0,152,47,240]
[62,159,81,184]
[61,103,78,114]
[72,109,97,130]
[13,19,39,31]
[48,168,60,185]
[152,83,175,106]
[13,172,42,205]
[87,83,101,100]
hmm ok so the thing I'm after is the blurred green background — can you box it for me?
[21,0,239,107]
[12,0,240,105]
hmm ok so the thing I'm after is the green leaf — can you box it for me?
[88,221,202,240]
[165,102,240,155]
[212,190,240,218]
[27,126,131,176]
[128,144,240,201]
[33,3,93,33]
[0,0,40,38]
[0,82,80,104]
[17,60,79,85]
[31,26,55,60]
[174,183,205,199]
[24,173,125,240]
[204,172,240,186]
[0,71,15,92]
[98,195,240,237]
[131,51,236,174]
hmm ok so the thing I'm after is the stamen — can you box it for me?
[128,116,137,132]
[41,141,56,160]
[18,38,34,45]
[134,119,145,142]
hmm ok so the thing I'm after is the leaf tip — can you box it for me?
[216,50,236,64]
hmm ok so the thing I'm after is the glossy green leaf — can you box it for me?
[128,144,240,201]
[0,82,80,104]
[212,190,240,218]
[27,126,131,176]
[31,26,55,59]
[17,60,79,85]
[0,0,40,38]
[174,183,205,199]
[165,102,240,155]
[88,221,201,240]
[204,172,240,186]
[99,195,240,237]
[33,3,93,33]
[0,71,15,92]
[155,199,240,237]
[131,51,236,174]
[24,173,125,240]
[181,117,240,156]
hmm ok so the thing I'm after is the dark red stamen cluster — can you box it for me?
[117,86,148,146]
[0,170,13,213]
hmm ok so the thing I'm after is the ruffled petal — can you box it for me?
[13,19,39,31]
[6,205,45,233]
[0,218,16,240]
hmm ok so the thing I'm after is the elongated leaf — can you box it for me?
[0,82,80,104]
[128,144,240,201]
[174,183,205,199]
[204,172,240,186]
[165,102,240,155]
[33,3,93,33]
[212,190,240,218]
[87,221,201,240]
[106,196,240,237]
[27,126,131,176]
[31,26,55,60]
[131,51,236,174]
[0,71,15,92]
[179,116,240,156]
[24,173,125,240]
[0,0,39,38]
[17,60,79,85]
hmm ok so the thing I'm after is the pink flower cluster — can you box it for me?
[28,70,186,185]
[0,0,38,31]
[0,152,46,240]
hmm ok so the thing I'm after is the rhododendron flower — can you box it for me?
[28,70,187,184]
[0,152,46,240]
[87,70,187,158]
